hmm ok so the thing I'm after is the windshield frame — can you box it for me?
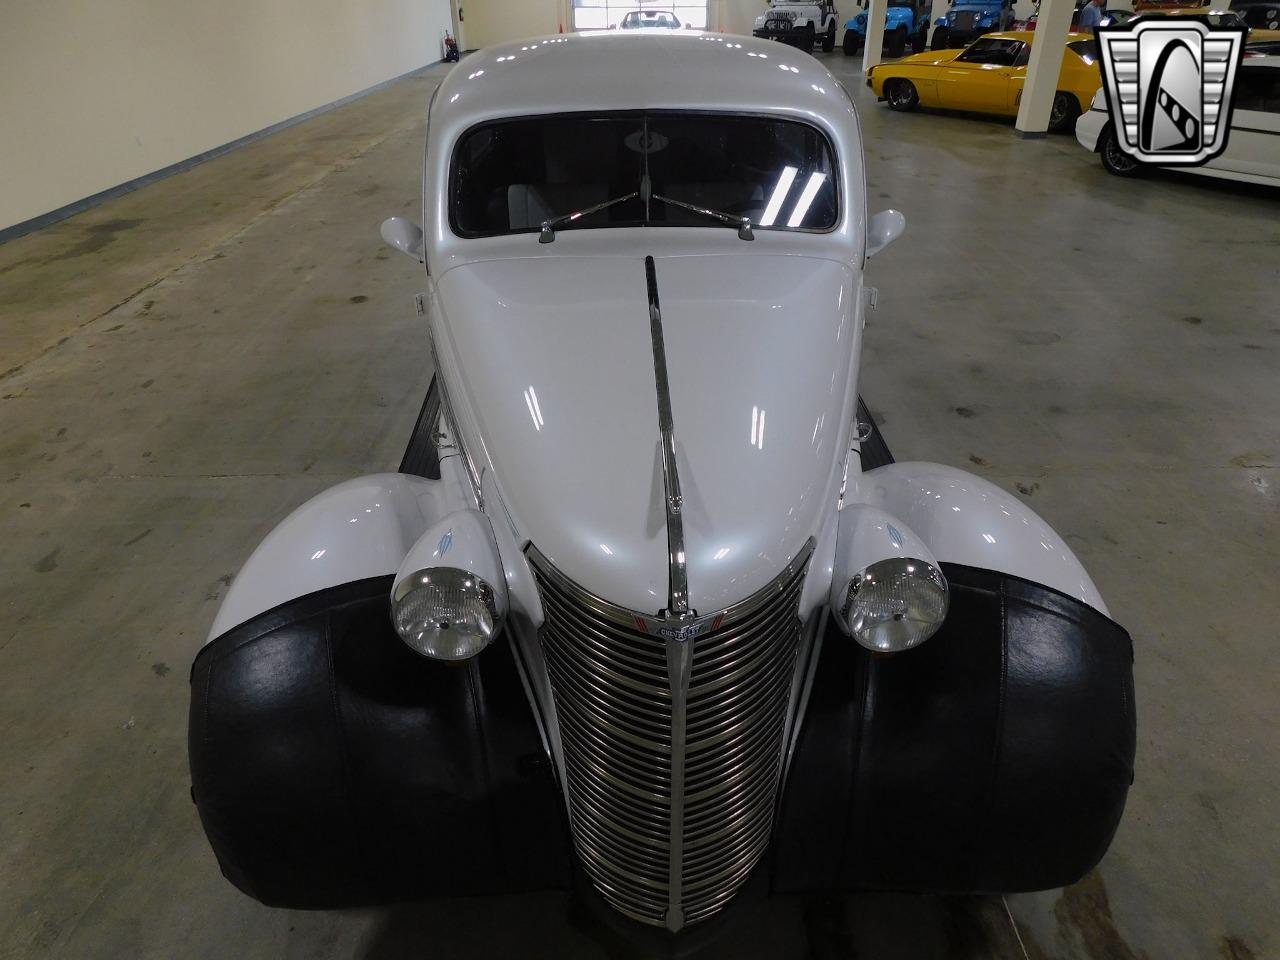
[447,109,843,241]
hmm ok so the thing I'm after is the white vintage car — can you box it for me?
[189,31,1135,940]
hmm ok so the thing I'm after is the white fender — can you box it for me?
[827,503,940,620]
[848,462,1108,615]
[394,509,509,618]
[207,473,449,642]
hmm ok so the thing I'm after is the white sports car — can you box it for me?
[189,30,1136,941]
[1077,53,1280,184]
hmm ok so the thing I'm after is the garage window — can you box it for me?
[573,1,708,31]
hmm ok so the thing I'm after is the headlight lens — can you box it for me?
[392,568,498,661]
[839,557,948,652]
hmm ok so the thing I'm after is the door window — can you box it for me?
[1067,39,1099,65]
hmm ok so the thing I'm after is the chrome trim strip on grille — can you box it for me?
[644,255,689,617]
[528,540,814,930]
[665,636,692,932]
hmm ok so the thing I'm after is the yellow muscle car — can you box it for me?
[866,31,1103,131]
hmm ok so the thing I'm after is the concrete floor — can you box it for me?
[1,48,1276,960]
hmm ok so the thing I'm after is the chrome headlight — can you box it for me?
[839,557,948,652]
[392,567,499,661]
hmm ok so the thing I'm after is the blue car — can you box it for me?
[843,0,931,56]
[931,0,1015,49]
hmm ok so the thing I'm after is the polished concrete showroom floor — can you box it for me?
[2,50,1276,960]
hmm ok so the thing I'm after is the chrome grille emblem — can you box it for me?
[529,543,812,930]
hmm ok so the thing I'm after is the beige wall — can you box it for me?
[0,0,454,231]
[461,0,565,49]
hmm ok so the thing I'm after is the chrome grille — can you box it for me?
[529,545,810,929]
[952,10,977,29]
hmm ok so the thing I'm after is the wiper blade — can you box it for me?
[651,194,754,241]
[539,192,640,243]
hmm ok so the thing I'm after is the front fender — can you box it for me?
[207,473,452,641]
[849,462,1107,615]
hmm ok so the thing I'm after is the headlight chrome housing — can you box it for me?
[392,567,499,661]
[839,557,948,653]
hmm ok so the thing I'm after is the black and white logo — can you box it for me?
[1097,17,1247,165]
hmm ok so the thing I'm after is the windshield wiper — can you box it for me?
[539,192,639,243]
[651,194,754,241]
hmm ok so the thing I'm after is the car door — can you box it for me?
[938,38,1025,113]
[1206,64,1280,180]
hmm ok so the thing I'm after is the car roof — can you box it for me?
[430,32,845,130]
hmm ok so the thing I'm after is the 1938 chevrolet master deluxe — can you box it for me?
[189,31,1135,943]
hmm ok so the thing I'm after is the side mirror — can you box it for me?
[866,209,906,259]
[380,217,425,265]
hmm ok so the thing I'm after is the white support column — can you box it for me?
[862,0,889,71]
[1014,0,1074,137]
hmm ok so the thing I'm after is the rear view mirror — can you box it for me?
[866,209,907,258]
[380,217,425,264]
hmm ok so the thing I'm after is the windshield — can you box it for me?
[450,112,838,238]
[957,38,1025,64]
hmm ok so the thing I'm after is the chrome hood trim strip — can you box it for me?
[645,255,689,619]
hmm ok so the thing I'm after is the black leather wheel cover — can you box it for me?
[773,563,1136,894]
[189,576,571,908]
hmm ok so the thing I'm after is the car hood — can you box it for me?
[889,49,962,66]
[434,253,858,615]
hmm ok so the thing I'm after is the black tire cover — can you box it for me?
[189,577,571,908]
[773,563,1136,894]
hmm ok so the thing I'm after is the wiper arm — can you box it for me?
[651,194,754,241]
[539,192,640,243]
